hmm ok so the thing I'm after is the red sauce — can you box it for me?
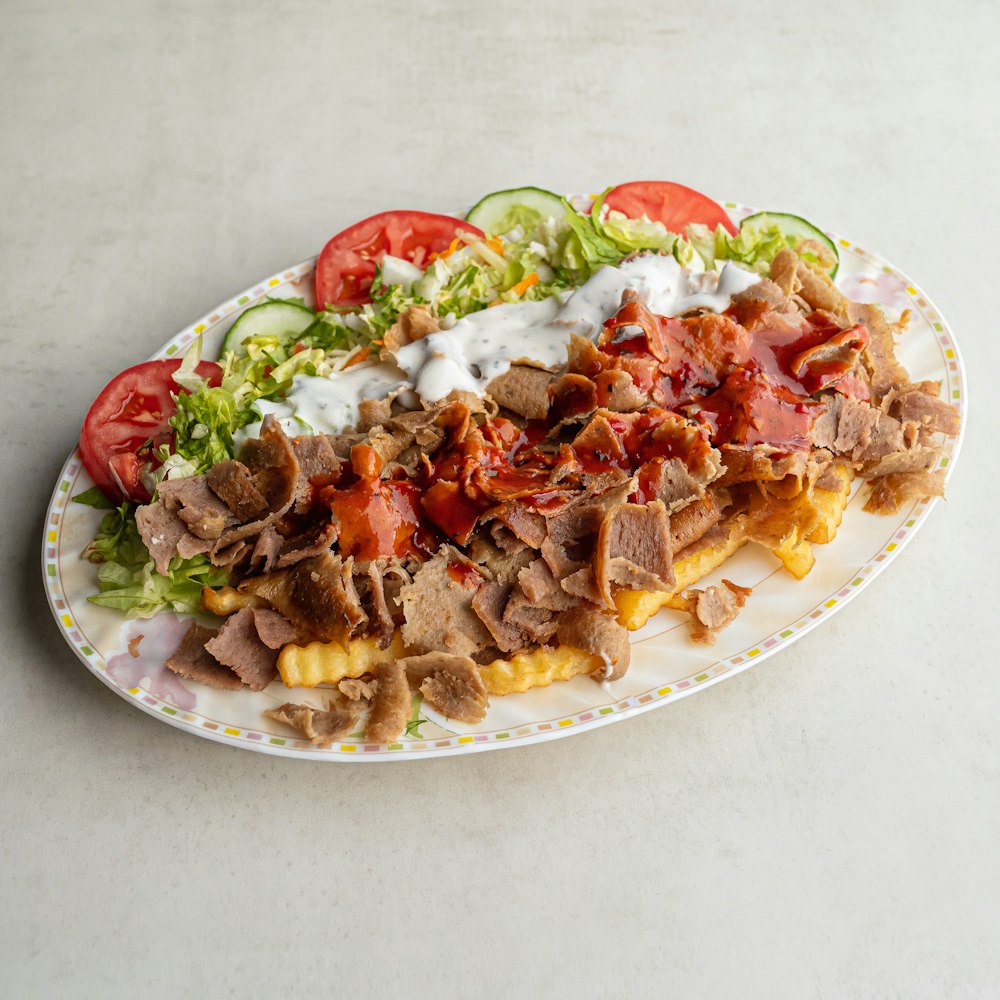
[327,477,430,561]
[350,443,383,479]
[691,369,817,450]
[421,479,485,545]
[313,296,870,561]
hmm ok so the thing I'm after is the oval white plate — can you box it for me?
[42,200,967,759]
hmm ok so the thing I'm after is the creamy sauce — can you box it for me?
[242,256,760,437]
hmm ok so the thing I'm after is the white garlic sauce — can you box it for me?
[243,256,760,438]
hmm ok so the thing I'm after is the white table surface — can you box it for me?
[3,2,998,997]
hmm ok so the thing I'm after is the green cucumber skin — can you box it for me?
[466,186,567,234]
[221,300,316,356]
[741,211,839,278]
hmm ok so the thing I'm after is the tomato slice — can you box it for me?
[79,359,222,503]
[314,210,484,310]
[602,181,738,236]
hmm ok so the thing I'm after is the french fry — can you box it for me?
[480,645,602,695]
[615,519,748,631]
[772,534,815,580]
[201,585,263,616]
[278,633,406,688]
[807,465,854,544]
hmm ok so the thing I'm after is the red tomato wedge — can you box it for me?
[314,210,484,310]
[79,359,222,503]
[602,181,738,236]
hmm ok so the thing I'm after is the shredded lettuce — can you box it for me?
[683,218,836,275]
[82,503,227,618]
[590,189,678,255]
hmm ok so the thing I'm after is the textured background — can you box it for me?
[3,1,999,997]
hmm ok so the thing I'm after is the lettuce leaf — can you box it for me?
[72,486,114,510]
[83,503,227,618]
[591,188,678,254]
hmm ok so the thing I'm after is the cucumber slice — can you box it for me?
[466,186,568,236]
[221,300,317,356]
[740,211,839,278]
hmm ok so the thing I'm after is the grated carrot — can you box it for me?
[428,237,461,263]
[485,236,504,256]
[509,272,539,298]
[343,346,371,369]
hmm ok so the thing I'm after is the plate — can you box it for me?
[42,200,967,759]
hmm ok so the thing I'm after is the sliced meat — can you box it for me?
[728,278,790,328]
[560,566,603,606]
[517,558,578,612]
[382,304,439,356]
[796,259,848,319]
[339,676,377,702]
[486,365,552,420]
[884,383,960,436]
[210,540,249,571]
[538,476,634,581]
[367,426,415,466]
[356,397,393,432]
[489,521,530,555]
[403,652,489,724]
[847,301,908,400]
[503,590,557,644]
[669,495,721,553]
[398,548,492,657]
[164,622,242,690]
[863,469,946,515]
[594,500,674,607]
[275,522,338,569]
[550,372,599,423]
[366,661,410,743]
[204,606,278,691]
[240,552,355,645]
[860,446,939,478]
[686,580,752,645]
[822,395,875,455]
[472,581,528,653]
[323,431,366,461]
[489,503,548,549]
[341,557,367,629]
[176,532,213,560]
[769,249,801,299]
[291,435,341,512]
[265,698,361,747]
[158,476,236,541]
[467,539,534,589]
[571,414,627,466]
[595,369,647,412]
[716,445,810,489]
[555,607,630,682]
[251,607,302,649]
[234,414,300,511]
[366,560,396,649]
[205,460,268,521]
[639,457,704,511]
[249,524,283,574]
[136,502,187,576]
[857,410,905,462]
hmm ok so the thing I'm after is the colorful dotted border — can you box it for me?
[41,201,967,760]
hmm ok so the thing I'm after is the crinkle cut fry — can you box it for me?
[479,646,604,696]
[277,633,406,688]
[615,465,855,630]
